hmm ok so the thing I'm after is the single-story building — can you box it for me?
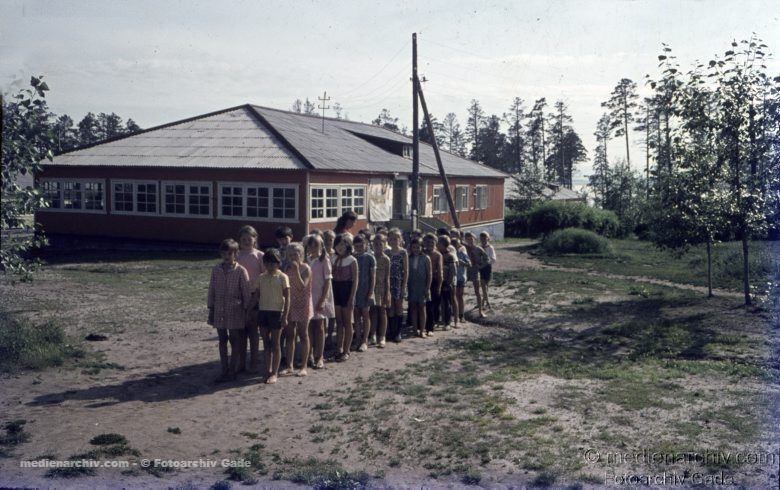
[36,104,507,245]
[504,176,585,208]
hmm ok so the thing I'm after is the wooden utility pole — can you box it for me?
[417,79,459,228]
[411,32,420,230]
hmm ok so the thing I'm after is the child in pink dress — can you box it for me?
[207,238,252,382]
[236,225,264,373]
[282,243,313,377]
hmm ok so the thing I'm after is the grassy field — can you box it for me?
[535,238,778,295]
[0,240,778,486]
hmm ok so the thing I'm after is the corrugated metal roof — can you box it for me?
[253,106,507,178]
[46,104,507,179]
[46,107,306,169]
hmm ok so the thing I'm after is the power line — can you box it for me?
[339,39,411,96]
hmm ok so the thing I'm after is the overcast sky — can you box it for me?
[2,0,778,182]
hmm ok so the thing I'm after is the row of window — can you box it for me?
[41,180,299,222]
[310,186,365,221]
[432,185,489,214]
[41,180,492,221]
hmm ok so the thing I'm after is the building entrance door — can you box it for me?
[392,180,407,219]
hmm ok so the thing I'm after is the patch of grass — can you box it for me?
[539,239,777,292]
[461,467,482,484]
[240,431,259,440]
[273,457,369,489]
[79,361,125,375]
[0,313,84,372]
[0,419,30,450]
[90,433,127,446]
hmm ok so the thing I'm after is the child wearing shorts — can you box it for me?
[254,249,290,384]
[479,231,497,310]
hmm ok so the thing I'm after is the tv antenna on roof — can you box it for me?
[318,91,331,133]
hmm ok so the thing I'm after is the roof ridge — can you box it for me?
[53,104,253,157]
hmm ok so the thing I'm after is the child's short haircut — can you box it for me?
[263,248,282,264]
[353,234,365,245]
[334,233,354,255]
[387,227,402,240]
[423,232,436,243]
[287,242,304,258]
[238,225,258,239]
[464,231,476,239]
[436,227,450,236]
[322,229,336,240]
[275,226,293,239]
[412,228,422,236]
[437,235,451,247]
[449,228,462,238]
[309,228,323,236]
[374,225,388,234]
[479,231,490,239]
[373,232,387,243]
[220,238,239,253]
[409,236,422,248]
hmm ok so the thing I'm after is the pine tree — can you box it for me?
[51,114,77,153]
[590,113,611,204]
[442,112,466,157]
[525,98,547,173]
[418,113,445,147]
[602,78,639,170]
[503,97,525,174]
[303,98,316,115]
[465,99,485,161]
[372,109,399,131]
[291,99,303,112]
[474,115,506,170]
[77,112,99,145]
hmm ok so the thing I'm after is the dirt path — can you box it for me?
[0,243,768,487]
[0,268,490,487]
[493,241,744,298]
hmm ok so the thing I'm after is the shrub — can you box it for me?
[504,210,530,237]
[0,313,81,372]
[526,201,621,238]
[540,228,612,255]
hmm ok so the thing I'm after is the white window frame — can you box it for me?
[38,178,107,214]
[110,179,160,216]
[309,184,367,223]
[475,185,489,210]
[455,185,469,211]
[402,145,412,159]
[432,185,450,214]
[161,181,213,219]
[217,182,299,223]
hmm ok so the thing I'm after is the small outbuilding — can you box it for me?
[36,104,507,245]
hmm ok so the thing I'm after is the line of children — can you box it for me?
[207,224,496,384]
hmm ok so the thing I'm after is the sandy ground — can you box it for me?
[0,242,776,488]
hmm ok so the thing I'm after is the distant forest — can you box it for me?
[1,96,141,155]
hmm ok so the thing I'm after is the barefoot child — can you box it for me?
[464,232,488,318]
[407,237,431,338]
[423,233,443,336]
[371,233,391,347]
[306,234,333,369]
[207,239,252,382]
[438,235,457,330]
[255,249,290,384]
[387,228,408,342]
[479,231,496,310]
[353,234,376,352]
[451,233,470,323]
[236,226,264,373]
[322,229,337,351]
[282,243,312,376]
[331,234,358,361]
